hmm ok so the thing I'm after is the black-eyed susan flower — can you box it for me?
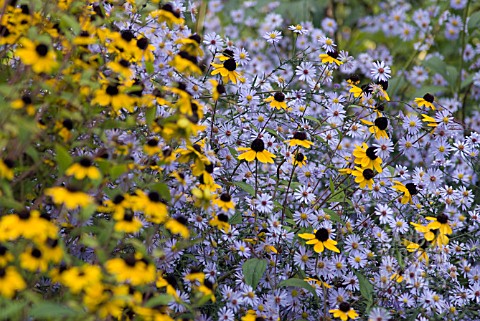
[351,167,375,189]
[114,211,142,234]
[107,58,133,79]
[0,266,26,298]
[176,34,204,57]
[284,131,314,148]
[20,247,49,272]
[92,82,135,113]
[298,228,340,253]
[156,274,179,299]
[213,192,235,211]
[165,216,190,238]
[144,138,161,156]
[352,143,383,173]
[0,158,14,180]
[211,58,242,84]
[56,118,73,142]
[421,114,438,128]
[0,210,57,242]
[105,254,156,286]
[392,181,418,204]
[150,3,184,27]
[170,51,202,75]
[45,186,93,210]
[83,283,125,319]
[414,93,435,110]
[264,92,288,110]
[209,213,230,232]
[60,264,102,294]
[410,219,449,247]
[319,50,343,65]
[133,36,155,62]
[426,214,453,238]
[238,138,276,164]
[360,117,389,139]
[0,245,13,266]
[65,157,101,180]
[209,79,226,101]
[347,75,362,98]
[40,237,63,263]
[11,94,35,115]
[403,239,429,264]
[197,279,216,302]
[291,151,307,167]
[132,190,168,224]
[15,38,58,73]
[329,302,359,321]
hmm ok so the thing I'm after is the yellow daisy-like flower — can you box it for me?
[107,58,133,79]
[0,266,26,298]
[319,50,343,65]
[45,186,93,210]
[291,151,307,167]
[65,157,101,180]
[165,216,190,238]
[105,255,156,286]
[170,51,202,75]
[211,58,242,84]
[114,211,143,234]
[414,93,435,110]
[352,143,383,173]
[91,82,136,113]
[410,220,449,247]
[403,239,429,264]
[0,245,14,267]
[284,131,314,148]
[213,192,235,212]
[176,34,204,57]
[329,302,358,321]
[351,167,375,190]
[15,38,58,73]
[20,247,49,272]
[132,190,168,224]
[237,138,276,164]
[0,210,57,242]
[58,264,102,294]
[360,117,389,139]
[421,114,438,128]
[426,214,453,236]
[209,213,230,232]
[0,158,14,180]
[209,79,225,101]
[298,228,340,253]
[264,92,288,110]
[150,3,184,27]
[392,181,418,204]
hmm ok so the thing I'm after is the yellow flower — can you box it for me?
[11,94,35,115]
[421,114,438,127]
[132,190,168,224]
[209,213,230,232]
[414,93,435,110]
[403,239,429,264]
[15,38,58,73]
[264,92,288,110]
[20,247,49,272]
[284,131,314,148]
[105,255,156,286]
[65,157,101,180]
[0,266,26,298]
[351,167,375,190]
[319,50,343,65]
[426,214,453,236]
[329,302,358,321]
[91,82,136,113]
[352,143,383,173]
[45,186,93,210]
[165,216,190,238]
[0,210,57,242]
[0,158,14,180]
[0,245,14,267]
[176,34,204,57]
[360,117,389,139]
[209,79,225,101]
[59,264,102,294]
[170,51,202,75]
[298,228,340,253]
[211,58,242,84]
[237,138,276,164]
[291,151,307,167]
[150,3,184,27]
[392,181,418,204]
[114,211,143,234]
[213,192,235,211]
[144,138,161,156]
[107,58,133,79]
[40,237,63,263]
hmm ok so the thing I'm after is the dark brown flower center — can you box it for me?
[293,131,307,140]
[295,153,305,162]
[148,191,160,202]
[366,147,378,160]
[79,157,92,167]
[274,92,285,102]
[437,214,448,224]
[405,183,418,195]
[423,93,434,103]
[35,44,48,57]
[362,169,375,180]
[217,213,229,222]
[339,302,351,312]
[223,58,237,71]
[106,84,119,96]
[251,138,265,152]
[220,193,231,202]
[374,117,388,130]
[136,37,149,50]
[315,228,329,242]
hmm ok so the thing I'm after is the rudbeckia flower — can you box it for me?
[291,151,307,167]
[105,254,156,286]
[211,58,242,84]
[237,138,276,164]
[209,213,230,232]
[284,131,314,148]
[59,264,102,294]
[213,192,235,211]
[352,143,383,173]
[392,181,418,204]
[420,114,438,128]
[0,210,57,242]
[0,266,26,298]
[165,215,190,238]
[91,82,135,113]
[209,79,225,101]
[133,36,155,62]
[329,302,358,321]
[360,117,389,139]
[319,50,343,65]
[298,228,340,253]
[170,51,202,75]
[351,167,375,189]
[65,157,101,180]
[176,34,204,57]
[11,94,35,115]
[15,38,58,73]
[132,190,168,224]
[414,93,435,110]
[107,58,133,79]
[264,92,288,110]
[403,239,429,264]
[114,211,143,234]
[40,237,63,263]
[150,3,184,27]
[45,186,93,210]
[426,214,453,236]
[0,158,14,180]
[20,247,49,272]
[0,245,14,266]
[144,138,161,156]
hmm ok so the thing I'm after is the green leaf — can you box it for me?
[355,272,373,305]
[145,294,174,308]
[322,208,343,223]
[468,11,480,31]
[59,14,81,35]
[327,190,345,203]
[55,144,72,174]
[278,278,317,298]
[304,115,321,124]
[234,181,255,197]
[0,301,27,320]
[110,164,127,180]
[146,106,156,125]
[229,211,243,225]
[149,182,171,202]
[30,302,77,318]
[329,178,334,193]
[242,258,267,289]
[145,61,154,74]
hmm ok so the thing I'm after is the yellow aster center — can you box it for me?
[246,95,253,101]
[240,53,246,59]
[295,25,302,30]
[326,39,333,45]
[269,33,277,39]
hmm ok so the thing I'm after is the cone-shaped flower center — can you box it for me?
[79,157,92,167]
[437,213,448,224]
[423,93,434,103]
[251,138,265,152]
[295,153,305,162]
[366,147,378,160]
[106,84,119,96]
[175,215,188,225]
[148,191,161,202]
[363,169,374,180]
[274,92,285,102]
[220,193,231,202]
[223,58,236,71]
[293,131,307,140]
[35,44,48,57]
[315,228,329,242]
[217,213,229,222]
[374,117,388,130]
[405,183,418,195]
[339,302,351,312]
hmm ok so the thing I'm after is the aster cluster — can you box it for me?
[0,0,480,321]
